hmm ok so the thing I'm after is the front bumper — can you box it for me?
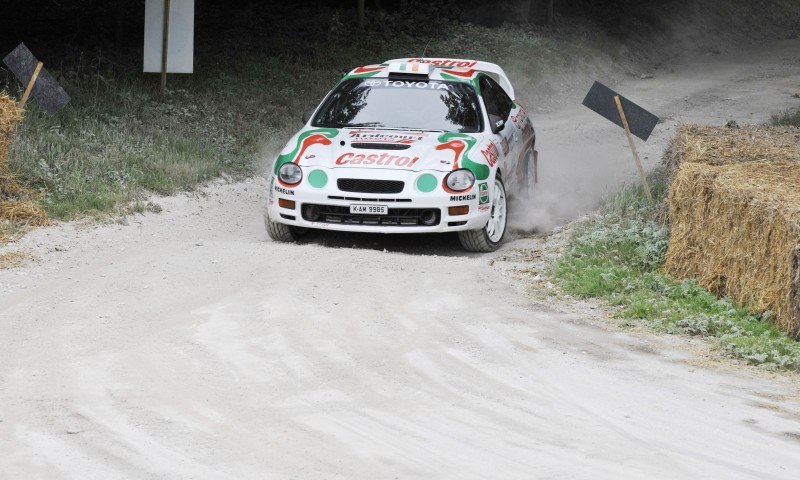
[266,166,491,234]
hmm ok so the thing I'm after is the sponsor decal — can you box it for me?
[407,58,478,69]
[436,139,466,169]
[500,137,510,156]
[335,152,420,168]
[450,193,476,202]
[479,182,490,205]
[364,79,450,90]
[274,185,295,195]
[435,133,490,181]
[353,65,383,73]
[478,204,491,212]
[481,142,499,167]
[523,122,535,141]
[510,108,528,128]
[348,130,426,144]
[347,65,385,78]
[274,128,339,175]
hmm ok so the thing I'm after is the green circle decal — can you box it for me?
[308,169,328,188]
[416,174,437,193]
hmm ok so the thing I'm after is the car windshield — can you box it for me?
[312,78,482,133]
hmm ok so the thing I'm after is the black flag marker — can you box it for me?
[3,43,70,116]
[582,81,658,141]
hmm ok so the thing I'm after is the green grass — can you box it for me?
[6,56,335,218]
[553,172,800,370]
[770,107,800,127]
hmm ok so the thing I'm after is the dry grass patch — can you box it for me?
[0,250,34,269]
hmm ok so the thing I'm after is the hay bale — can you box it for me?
[0,92,48,230]
[663,123,800,170]
[664,161,800,337]
[0,93,23,198]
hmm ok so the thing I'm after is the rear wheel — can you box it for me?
[458,177,507,252]
[522,149,536,201]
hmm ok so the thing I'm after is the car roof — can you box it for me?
[344,58,516,100]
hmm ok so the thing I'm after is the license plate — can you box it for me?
[350,204,388,215]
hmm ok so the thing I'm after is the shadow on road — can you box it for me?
[296,230,476,257]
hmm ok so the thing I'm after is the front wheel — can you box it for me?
[264,210,304,242]
[458,177,508,252]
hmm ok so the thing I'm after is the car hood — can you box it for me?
[282,128,484,173]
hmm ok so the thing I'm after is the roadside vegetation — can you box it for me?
[553,171,800,370]
[771,107,800,127]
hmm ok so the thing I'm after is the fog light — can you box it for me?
[448,205,469,216]
[420,210,437,226]
[302,204,320,221]
[279,198,296,209]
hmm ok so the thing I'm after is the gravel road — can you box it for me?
[1,39,800,479]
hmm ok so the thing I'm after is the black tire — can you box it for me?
[264,210,301,242]
[458,177,508,252]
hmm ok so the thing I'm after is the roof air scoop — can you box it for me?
[386,62,430,82]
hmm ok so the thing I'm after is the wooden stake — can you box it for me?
[160,0,171,93]
[614,95,653,203]
[19,61,44,110]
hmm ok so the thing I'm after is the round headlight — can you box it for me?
[445,169,475,192]
[278,162,303,185]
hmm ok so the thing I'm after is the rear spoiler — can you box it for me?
[384,58,515,100]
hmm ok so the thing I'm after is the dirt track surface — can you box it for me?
[2,39,800,479]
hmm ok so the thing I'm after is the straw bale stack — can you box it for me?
[664,124,800,169]
[664,124,800,337]
[0,93,23,197]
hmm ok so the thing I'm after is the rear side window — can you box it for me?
[479,76,514,121]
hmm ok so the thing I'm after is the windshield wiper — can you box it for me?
[334,122,383,128]
[391,126,446,132]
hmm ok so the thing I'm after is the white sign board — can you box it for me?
[143,0,194,73]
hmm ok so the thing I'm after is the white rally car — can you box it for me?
[265,58,536,252]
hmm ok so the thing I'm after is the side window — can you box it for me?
[479,75,513,121]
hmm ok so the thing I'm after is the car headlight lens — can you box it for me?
[278,162,303,185]
[444,169,475,192]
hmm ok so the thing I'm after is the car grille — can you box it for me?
[302,204,440,227]
[327,196,411,203]
[337,178,404,194]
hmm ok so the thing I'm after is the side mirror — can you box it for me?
[488,114,505,134]
[302,108,316,125]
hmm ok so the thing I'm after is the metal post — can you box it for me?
[160,0,171,93]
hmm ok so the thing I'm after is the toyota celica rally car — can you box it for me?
[265,57,537,252]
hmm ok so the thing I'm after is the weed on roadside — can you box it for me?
[553,173,800,371]
[770,107,800,127]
